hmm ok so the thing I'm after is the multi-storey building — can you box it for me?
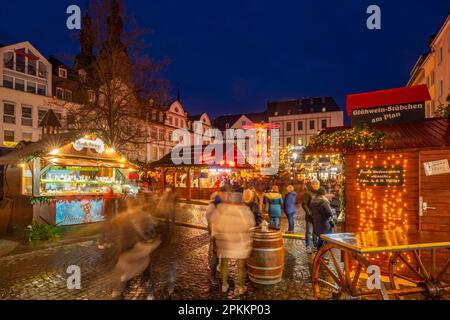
[267,97,344,148]
[0,41,67,147]
[408,14,450,117]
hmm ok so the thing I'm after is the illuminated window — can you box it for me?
[21,105,33,126]
[59,68,67,79]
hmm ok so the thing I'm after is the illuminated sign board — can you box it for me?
[73,138,105,153]
[357,166,404,186]
[352,102,425,126]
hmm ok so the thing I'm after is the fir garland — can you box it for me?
[309,127,385,152]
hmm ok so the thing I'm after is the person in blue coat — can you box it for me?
[263,185,283,229]
[284,185,297,233]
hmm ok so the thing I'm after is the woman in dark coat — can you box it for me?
[310,188,334,249]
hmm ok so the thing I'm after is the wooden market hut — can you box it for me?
[306,118,450,235]
[145,144,254,200]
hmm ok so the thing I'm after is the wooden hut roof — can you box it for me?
[306,118,450,153]
[147,144,254,170]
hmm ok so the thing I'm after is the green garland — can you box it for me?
[309,127,385,152]
[29,196,51,206]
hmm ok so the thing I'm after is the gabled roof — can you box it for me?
[38,109,62,128]
[213,114,243,131]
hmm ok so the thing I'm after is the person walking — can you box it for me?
[302,179,320,254]
[284,185,297,233]
[310,188,334,250]
[159,185,179,225]
[210,191,255,295]
[243,189,264,226]
[206,192,222,279]
[263,186,283,229]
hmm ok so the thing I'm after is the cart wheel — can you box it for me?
[389,250,450,300]
[311,244,385,300]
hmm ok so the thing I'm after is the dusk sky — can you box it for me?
[0,1,448,120]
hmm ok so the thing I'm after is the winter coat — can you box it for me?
[263,192,283,218]
[302,189,317,222]
[210,203,255,259]
[310,196,333,236]
[246,201,264,226]
[284,192,297,214]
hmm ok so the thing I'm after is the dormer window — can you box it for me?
[59,68,67,79]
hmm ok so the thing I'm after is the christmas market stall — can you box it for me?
[306,85,450,299]
[145,144,254,200]
[0,131,138,231]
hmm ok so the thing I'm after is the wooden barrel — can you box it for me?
[247,228,285,285]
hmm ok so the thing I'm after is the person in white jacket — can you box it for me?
[210,191,255,295]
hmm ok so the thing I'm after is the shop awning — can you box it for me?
[347,85,431,116]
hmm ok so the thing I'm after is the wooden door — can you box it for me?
[419,149,450,233]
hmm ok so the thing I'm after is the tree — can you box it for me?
[435,94,450,118]
[65,0,169,154]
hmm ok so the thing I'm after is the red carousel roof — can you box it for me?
[347,85,431,116]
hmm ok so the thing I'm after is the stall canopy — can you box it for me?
[0,131,137,169]
[147,144,254,170]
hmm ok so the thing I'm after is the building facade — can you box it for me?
[267,97,344,148]
[0,41,67,147]
[408,14,450,117]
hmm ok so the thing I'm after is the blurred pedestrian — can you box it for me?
[159,185,179,225]
[302,179,320,254]
[243,189,264,226]
[284,185,297,233]
[211,191,255,295]
[310,187,334,249]
[263,185,283,229]
[206,191,222,279]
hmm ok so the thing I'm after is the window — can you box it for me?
[431,70,435,86]
[27,52,37,76]
[3,52,14,69]
[151,128,157,139]
[65,90,73,102]
[152,147,158,160]
[180,120,184,128]
[175,118,179,127]
[286,137,292,145]
[242,121,247,126]
[297,138,304,146]
[3,76,13,89]
[15,79,25,91]
[310,120,315,130]
[21,105,33,126]
[22,132,33,142]
[168,116,173,125]
[56,88,64,100]
[4,130,15,142]
[27,82,36,94]
[159,148,165,158]
[297,121,303,131]
[59,68,67,79]
[16,49,26,73]
[437,47,443,64]
[38,109,47,122]
[37,84,46,96]
[38,61,47,78]
[286,122,292,132]
[3,103,15,124]
[321,119,327,129]
[159,129,165,141]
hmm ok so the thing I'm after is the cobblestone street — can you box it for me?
[0,205,317,300]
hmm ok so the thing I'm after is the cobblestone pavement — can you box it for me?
[1,205,448,300]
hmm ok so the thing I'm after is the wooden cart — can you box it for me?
[311,230,450,300]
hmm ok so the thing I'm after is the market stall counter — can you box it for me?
[0,131,138,230]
